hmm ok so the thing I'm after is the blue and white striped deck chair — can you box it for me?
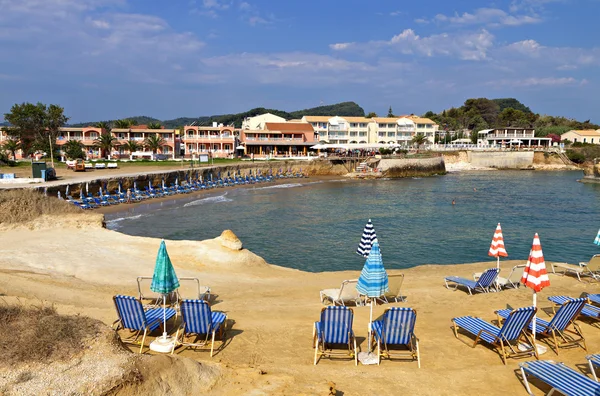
[520,360,600,396]
[172,299,227,357]
[586,354,600,382]
[497,298,587,355]
[587,293,600,306]
[444,267,500,295]
[371,307,420,367]
[313,306,358,365]
[452,306,537,365]
[112,295,176,353]
[548,295,600,323]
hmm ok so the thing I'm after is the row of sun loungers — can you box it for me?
[319,274,405,306]
[551,254,600,282]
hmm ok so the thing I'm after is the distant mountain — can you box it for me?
[66,101,365,129]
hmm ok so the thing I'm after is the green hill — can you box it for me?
[66,101,365,129]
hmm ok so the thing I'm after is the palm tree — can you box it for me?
[63,139,85,159]
[411,134,428,148]
[95,121,112,132]
[123,140,140,155]
[2,139,20,160]
[113,119,138,128]
[147,122,162,129]
[94,132,119,159]
[144,134,166,155]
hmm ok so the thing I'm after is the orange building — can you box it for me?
[240,122,317,158]
[181,125,238,158]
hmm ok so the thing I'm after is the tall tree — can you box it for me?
[95,121,112,132]
[144,134,166,154]
[123,140,140,154]
[63,140,85,159]
[411,134,428,148]
[113,119,138,128]
[147,122,163,129]
[365,112,377,118]
[3,102,68,158]
[387,106,394,117]
[94,132,119,159]
[463,98,500,127]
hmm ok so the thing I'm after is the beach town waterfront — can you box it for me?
[107,170,600,272]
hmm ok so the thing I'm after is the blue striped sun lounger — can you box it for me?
[587,293,600,305]
[314,306,357,365]
[445,267,500,295]
[520,360,600,396]
[452,306,537,365]
[112,295,176,353]
[586,354,600,382]
[173,299,227,357]
[497,298,587,355]
[548,295,600,322]
[372,307,420,367]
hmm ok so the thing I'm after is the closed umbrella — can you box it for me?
[57,191,62,199]
[520,233,550,353]
[356,219,377,257]
[65,184,70,196]
[594,228,600,246]
[356,240,389,351]
[149,240,180,353]
[488,223,508,268]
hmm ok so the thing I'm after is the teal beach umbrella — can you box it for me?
[595,228,600,246]
[151,240,180,339]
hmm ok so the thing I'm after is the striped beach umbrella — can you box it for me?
[356,219,378,257]
[356,241,389,351]
[594,228,600,246]
[151,240,180,341]
[521,233,550,348]
[488,223,508,268]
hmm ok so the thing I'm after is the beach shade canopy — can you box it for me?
[151,240,180,295]
[356,240,389,352]
[595,228,600,246]
[520,233,550,350]
[356,219,378,257]
[488,223,508,268]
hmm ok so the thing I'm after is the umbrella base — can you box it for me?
[518,342,548,355]
[150,335,175,353]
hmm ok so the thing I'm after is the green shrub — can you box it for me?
[566,149,585,163]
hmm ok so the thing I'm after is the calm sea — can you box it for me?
[106,171,600,272]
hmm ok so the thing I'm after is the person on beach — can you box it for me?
[126,188,131,204]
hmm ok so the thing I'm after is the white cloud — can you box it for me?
[434,7,541,27]
[332,29,495,61]
[486,76,582,87]
[503,39,600,67]
[389,10,402,17]
[414,18,429,24]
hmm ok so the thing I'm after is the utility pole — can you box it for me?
[48,134,54,168]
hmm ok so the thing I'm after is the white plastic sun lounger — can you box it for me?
[320,279,364,306]
[551,254,600,282]
[474,264,526,290]
[377,273,405,303]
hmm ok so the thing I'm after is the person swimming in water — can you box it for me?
[452,199,456,205]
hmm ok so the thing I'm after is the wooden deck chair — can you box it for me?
[112,295,176,353]
[520,360,600,396]
[497,298,587,355]
[313,306,358,365]
[377,274,405,303]
[172,299,227,357]
[371,307,420,367]
[445,267,500,295]
[452,306,538,365]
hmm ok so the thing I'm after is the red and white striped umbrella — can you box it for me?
[521,233,550,348]
[488,223,508,268]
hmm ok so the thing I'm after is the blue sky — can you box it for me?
[0,0,599,123]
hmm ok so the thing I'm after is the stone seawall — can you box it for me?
[378,157,446,178]
[467,151,534,168]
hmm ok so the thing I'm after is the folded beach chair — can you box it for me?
[377,273,405,303]
[445,267,500,295]
[497,298,586,355]
[371,307,420,367]
[586,293,600,306]
[587,354,600,382]
[551,254,600,282]
[172,299,227,357]
[548,295,600,323]
[452,306,537,364]
[112,295,177,353]
[313,306,358,365]
[320,279,364,306]
[520,360,600,396]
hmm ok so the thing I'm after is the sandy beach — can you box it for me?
[0,208,598,395]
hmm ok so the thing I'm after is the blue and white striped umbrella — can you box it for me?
[356,241,389,298]
[356,219,378,257]
[595,228,600,246]
[356,240,389,352]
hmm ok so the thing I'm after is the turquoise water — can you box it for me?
[106,171,600,272]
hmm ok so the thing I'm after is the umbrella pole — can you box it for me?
[532,292,536,349]
[162,294,167,339]
[368,299,374,352]
[496,256,500,269]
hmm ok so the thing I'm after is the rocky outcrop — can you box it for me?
[218,229,243,250]
[378,157,446,178]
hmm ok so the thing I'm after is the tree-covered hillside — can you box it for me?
[66,101,365,129]
[423,97,598,143]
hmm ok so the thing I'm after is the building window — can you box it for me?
[378,132,385,137]
[574,138,578,143]
[378,124,385,128]
[387,132,395,137]
[584,138,587,143]
[349,131,358,136]
[387,124,395,128]
[359,132,367,137]
[350,123,357,127]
